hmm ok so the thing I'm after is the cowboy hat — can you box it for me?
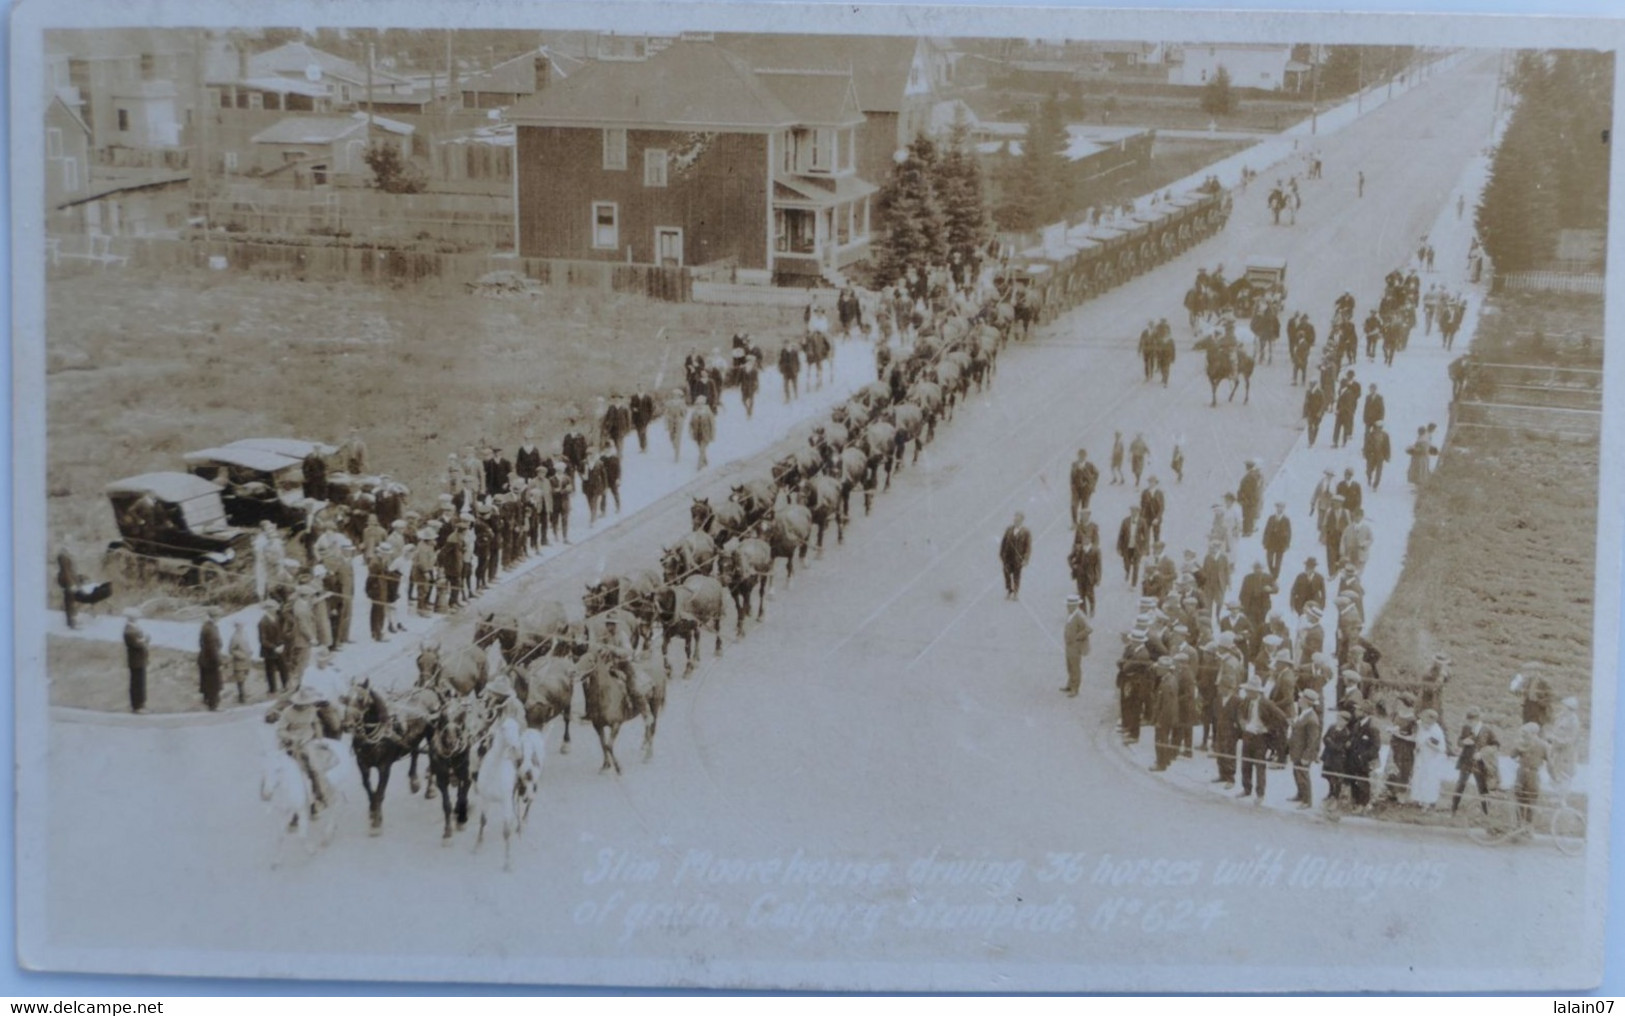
[288,685,323,706]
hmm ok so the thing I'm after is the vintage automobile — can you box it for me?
[1244,256,1288,299]
[222,437,391,505]
[182,444,320,531]
[103,471,255,587]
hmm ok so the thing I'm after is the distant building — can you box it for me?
[509,39,877,282]
[242,41,416,108]
[1166,43,1297,91]
[457,48,589,110]
[45,28,197,156]
[247,113,415,188]
[45,93,92,213]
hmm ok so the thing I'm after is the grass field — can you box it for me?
[47,635,264,714]
[1369,291,1603,761]
[45,266,805,579]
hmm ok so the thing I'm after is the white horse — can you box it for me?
[473,717,524,871]
[259,745,338,866]
[515,728,547,834]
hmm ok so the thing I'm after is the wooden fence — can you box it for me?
[199,188,515,250]
[1496,271,1605,296]
[113,237,692,302]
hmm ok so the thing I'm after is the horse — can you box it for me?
[836,444,874,517]
[341,680,430,835]
[691,496,748,548]
[908,380,944,441]
[426,692,477,841]
[661,529,718,584]
[718,537,774,636]
[416,639,491,695]
[801,474,845,555]
[584,569,663,657]
[259,745,338,865]
[771,446,822,491]
[473,603,574,669]
[730,476,780,523]
[514,726,547,831]
[1250,307,1280,365]
[471,716,523,871]
[891,402,926,467]
[578,645,666,774]
[655,574,727,677]
[1194,336,1255,407]
[511,653,575,754]
[764,504,814,594]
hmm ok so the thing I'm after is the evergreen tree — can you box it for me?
[875,133,948,287]
[938,109,990,266]
[1201,65,1236,116]
[995,93,1070,231]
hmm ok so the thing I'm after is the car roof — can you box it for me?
[105,471,226,502]
[225,437,336,460]
[1247,256,1289,270]
[183,446,304,473]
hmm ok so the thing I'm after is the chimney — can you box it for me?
[236,38,248,81]
[534,52,549,94]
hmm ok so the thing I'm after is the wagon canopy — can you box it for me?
[105,471,233,533]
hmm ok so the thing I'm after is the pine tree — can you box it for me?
[875,133,948,287]
[938,108,989,266]
[1201,65,1236,117]
[995,93,1070,231]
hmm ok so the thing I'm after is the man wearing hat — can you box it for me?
[1336,467,1363,516]
[1238,562,1276,645]
[1262,500,1292,579]
[1340,509,1375,576]
[999,512,1032,600]
[1514,661,1554,728]
[286,584,318,688]
[1287,689,1323,807]
[1309,468,1337,531]
[1116,505,1150,587]
[1302,378,1327,447]
[1067,533,1102,617]
[1150,658,1183,771]
[688,395,717,472]
[1061,596,1093,697]
[629,384,657,453]
[1210,664,1241,787]
[561,420,590,481]
[1363,420,1393,490]
[1116,625,1155,742]
[1128,433,1150,488]
[1069,449,1099,527]
[198,607,224,712]
[1332,372,1361,448]
[1451,706,1500,815]
[271,683,339,815]
[1289,557,1326,618]
[601,393,632,457]
[251,600,286,697]
[1236,459,1265,538]
[122,608,150,713]
[1236,677,1283,801]
[1199,540,1231,614]
[1320,709,1353,808]
[1139,476,1165,544]
[1320,496,1351,574]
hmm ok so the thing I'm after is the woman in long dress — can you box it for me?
[1412,708,1448,809]
[1405,426,1437,487]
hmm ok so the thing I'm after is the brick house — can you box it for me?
[508,39,878,282]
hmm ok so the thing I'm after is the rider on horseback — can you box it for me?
[268,684,340,816]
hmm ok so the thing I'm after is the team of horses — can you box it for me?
[292,277,1024,862]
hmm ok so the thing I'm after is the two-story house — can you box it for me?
[46,28,196,157]
[45,93,92,216]
[508,39,877,283]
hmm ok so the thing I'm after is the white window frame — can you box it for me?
[643,147,668,187]
[61,156,79,192]
[591,201,619,250]
[248,91,264,110]
[809,128,834,173]
[603,128,627,170]
[46,127,63,159]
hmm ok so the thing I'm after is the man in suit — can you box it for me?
[1061,596,1093,697]
[1321,495,1352,573]
[123,608,150,714]
[1289,556,1326,618]
[1236,677,1283,802]
[1069,449,1099,526]
[1336,468,1363,516]
[1236,459,1265,537]
[1262,501,1292,578]
[1140,476,1166,544]
[629,384,657,453]
[1451,707,1500,815]
[1362,382,1386,433]
[600,393,633,456]
[1363,421,1392,490]
[1288,688,1324,807]
[1302,380,1326,447]
[258,601,287,695]
[1117,505,1150,586]
[1150,659,1183,771]
[198,607,223,712]
[1067,535,1102,616]
[999,512,1032,600]
[561,419,590,479]
[1333,373,1362,448]
[1210,671,1241,787]
[1238,562,1277,638]
[1309,468,1337,531]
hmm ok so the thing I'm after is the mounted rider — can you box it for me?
[267,683,343,815]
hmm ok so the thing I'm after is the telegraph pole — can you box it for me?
[366,37,376,143]
[1356,47,1364,114]
[1310,53,1320,135]
[192,27,209,225]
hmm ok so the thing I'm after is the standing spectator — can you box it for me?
[1406,426,1438,488]
[258,601,287,695]
[549,466,574,546]
[1289,556,1326,617]
[1346,702,1381,809]
[1333,590,1363,668]
[1340,509,1375,575]
[1210,672,1240,788]
[1510,723,1550,835]
[1513,661,1554,728]
[1238,562,1277,636]
[1140,477,1166,544]
[1287,689,1323,808]
[1412,708,1449,810]
[56,546,80,630]
[1200,540,1232,613]
[999,512,1033,600]
[286,584,318,688]
[1363,421,1392,490]
[198,606,223,712]
[1170,435,1186,484]
[515,431,544,486]
[663,388,688,463]
[436,525,464,610]
[1117,505,1150,586]
[1109,432,1126,485]
[629,385,656,453]
[561,419,590,480]
[1236,459,1265,537]
[1332,375,1360,448]
[1546,697,1582,790]
[1450,707,1499,816]
[1067,535,1102,616]
[1321,496,1351,574]
[227,619,252,705]
[1321,710,1352,808]
[1418,652,1450,716]
[1220,492,1244,554]
[1068,449,1098,526]
[684,348,708,405]
[1302,380,1326,447]
[1236,677,1280,803]
[1262,501,1292,579]
[1150,659,1182,771]
[601,393,632,456]
[1129,433,1150,487]
[601,444,623,515]
[689,396,716,471]
[1309,469,1337,531]
[1061,595,1092,697]
[1362,383,1386,433]
[778,342,801,403]
[412,534,439,615]
[123,608,150,714]
[302,448,328,502]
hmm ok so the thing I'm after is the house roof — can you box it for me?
[48,92,92,137]
[236,76,330,98]
[719,34,927,113]
[459,48,588,95]
[756,71,865,127]
[772,173,879,208]
[508,40,800,130]
[249,41,412,88]
[250,112,412,145]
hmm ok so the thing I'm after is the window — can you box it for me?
[643,148,668,187]
[340,84,352,102]
[311,164,328,186]
[592,201,619,249]
[46,127,62,159]
[809,128,833,172]
[116,108,130,132]
[61,157,79,192]
[248,91,263,110]
[603,128,627,170]
[223,151,238,171]
[140,53,155,79]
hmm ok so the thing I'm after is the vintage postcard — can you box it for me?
[11,0,1620,993]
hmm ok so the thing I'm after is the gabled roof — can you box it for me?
[250,113,412,145]
[459,48,586,95]
[756,71,864,127]
[718,34,928,113]
[508,40,798,130]
[249,41,412,88]
[48,92,92,137]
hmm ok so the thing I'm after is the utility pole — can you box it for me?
[1356,47,1364,114]
[192,27,209,225]
[1310,53,1320,135]
[366,37,376,143]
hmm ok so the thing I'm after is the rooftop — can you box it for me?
[719,33,931,113]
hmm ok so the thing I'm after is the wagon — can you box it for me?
[1245,256,1288,294]
[104,471,255,588]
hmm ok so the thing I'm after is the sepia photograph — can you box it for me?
[9,0,1621,993]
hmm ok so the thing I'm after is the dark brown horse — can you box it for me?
[718,537,773,636]
[764,503,814,593]
[730,475,780,522]
[578,646,667,774]
[342,680,431,835]
[1195,335,1255,407]
[690,496,748,547]
[801,474,844,554]
[656,574,726,677]
[474,603,575,666]
[425,692,476,840]
[511,655,575,754]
